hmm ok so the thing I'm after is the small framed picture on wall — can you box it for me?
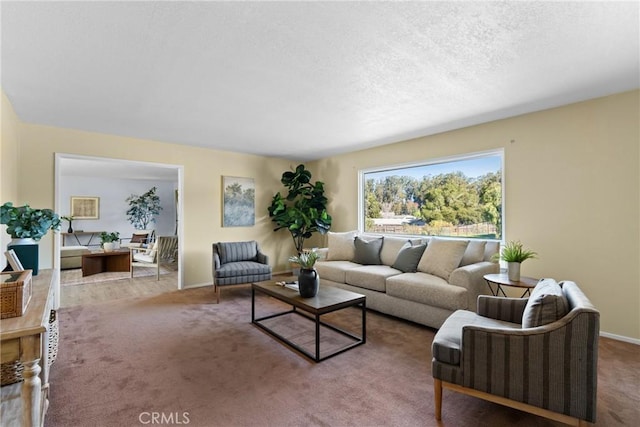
[71,196,100,219]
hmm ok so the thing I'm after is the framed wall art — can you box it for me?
[222,176,255,227]
[71,196,100,219]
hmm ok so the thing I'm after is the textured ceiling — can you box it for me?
[2,1,638,161]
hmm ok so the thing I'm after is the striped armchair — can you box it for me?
[212,241,272,303]
[432,280,599,426]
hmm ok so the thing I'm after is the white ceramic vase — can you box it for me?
[507,262,521,282]
[103,242,116,252]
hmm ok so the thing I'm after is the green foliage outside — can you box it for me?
[365,171,502,238]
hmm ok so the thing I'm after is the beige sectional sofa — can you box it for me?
[315,231,500,329]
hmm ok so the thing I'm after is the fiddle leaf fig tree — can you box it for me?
[268,164,332,254]
[126,187,162,230]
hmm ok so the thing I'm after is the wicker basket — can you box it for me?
[0,309,59,386]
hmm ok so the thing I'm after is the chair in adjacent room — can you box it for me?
[431,279,599,427]
[121,229,156,249]
[130,235,178,280]
[212,240,272,303]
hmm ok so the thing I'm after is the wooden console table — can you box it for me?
[0,269,56,427]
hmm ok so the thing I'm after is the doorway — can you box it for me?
[54,153,184,308]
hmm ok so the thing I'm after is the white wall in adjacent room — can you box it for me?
[58,176,177,242]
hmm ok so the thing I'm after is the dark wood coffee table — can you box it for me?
[82,250,131,277]
[252,280,366,362]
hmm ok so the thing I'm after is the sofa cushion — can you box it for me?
[345,265,401,292]
[326,231,357,261]
[392,243,426,273]
[60,246,90,257]
[459,240,486,266]
[353,236,383,265]
[522,278,569,328]
[379,236,413,266]
[432,309,520,365]
[386,272,467,311]
[217,241,258,264]
[484,241,500,261]
[417,238,469,280]
[315,260,361,283]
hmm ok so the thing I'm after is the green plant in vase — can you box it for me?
[288,250,321,298]
[493,240,537,282]
[100,231,120,252]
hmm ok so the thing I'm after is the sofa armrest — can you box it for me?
[477,295,526,323]
[448,261,499,310]
[257,251,269,265]
[212,252,221,270]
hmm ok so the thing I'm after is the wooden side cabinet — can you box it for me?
[1,269,57,427]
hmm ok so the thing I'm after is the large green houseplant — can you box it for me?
[1,202,61,275]
[1,202,61,240]
[268,164,332,254]
[126,187,162,230]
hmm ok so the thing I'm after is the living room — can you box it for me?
[1,2,638,427]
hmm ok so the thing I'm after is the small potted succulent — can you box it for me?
[288,250,321,298]
[493,240,537,281]
[100,231,121,252]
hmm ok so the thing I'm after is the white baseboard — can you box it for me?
[600,331,640,345]
[182,282,212,289]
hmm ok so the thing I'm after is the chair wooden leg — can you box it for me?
[434,378,442,421]
[156,263,160,280]
[214,284,220,304]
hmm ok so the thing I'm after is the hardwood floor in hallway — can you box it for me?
[60,270,181,308]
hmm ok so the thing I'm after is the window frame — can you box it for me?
[357,149,505,240]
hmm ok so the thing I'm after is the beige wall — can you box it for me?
[12,119,297,286]
[1,91,21,264]
[312,90,640,340]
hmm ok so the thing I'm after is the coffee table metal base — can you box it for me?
[251,285,366,362]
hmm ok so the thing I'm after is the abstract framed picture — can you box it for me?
[222,176,255,227]
[71,196,100,219]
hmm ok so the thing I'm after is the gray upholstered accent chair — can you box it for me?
[212,241,272,303]
[432,279,599,426]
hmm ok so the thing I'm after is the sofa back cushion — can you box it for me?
[484,241,500,261]
[392,243,427,273]
[417,238,469,280]
[217,241,258,264]
[353,236,383,265]
[522,278,569,328]
[379,236,413,266]
[459,240,486,266]
[326,231,357,261]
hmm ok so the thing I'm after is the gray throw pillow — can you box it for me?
[522,278,569,328]
[353,236,383,265]
[392,244,427,273]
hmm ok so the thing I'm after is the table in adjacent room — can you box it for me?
[81,250,131,277]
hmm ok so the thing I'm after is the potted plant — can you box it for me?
[493,240,537,281]
[1,202,61,275]
[288,250,321,298]
[268,164,332,255]
[126,187,162,230]
[61,215,75,233]
[100,231,120,252]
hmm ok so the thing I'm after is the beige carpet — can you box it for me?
[45,286,640,427]
[60,265,174,286]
